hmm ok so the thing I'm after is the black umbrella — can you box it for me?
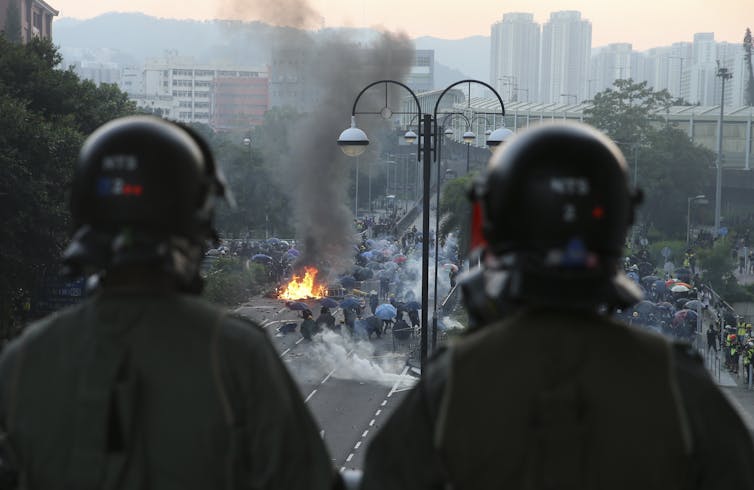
[340,276,356,288]
[286,301,309,311]
[252,254,273,264]
[684,300,704,311]
[634,300,655,315]
[319,297,339,309]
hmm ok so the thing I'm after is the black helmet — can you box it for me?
[71,115,228,239]
[478,122,642,309]
[63,116,232,290]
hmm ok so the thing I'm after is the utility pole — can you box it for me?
[714,65,732,234]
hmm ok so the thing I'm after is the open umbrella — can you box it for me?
[672,309,698,326]
[340,297,361,309]
[684,300,704,311]
[286,301,309,311]
[634,300,656,315]
[393,255,408,264]
[286,248,300,257]
[640,275,660,286]
[671,284,691,293]
[375,303,398,320]
[319,297,339,309]
[340,276,356,288]
[443,263,459,272]
[251,254,273,264]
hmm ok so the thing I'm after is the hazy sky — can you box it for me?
[53,0,749,50]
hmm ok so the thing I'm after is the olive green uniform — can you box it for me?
[0,289,336,490]
[362,307,754,490]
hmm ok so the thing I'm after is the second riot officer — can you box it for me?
[361,122,754,489]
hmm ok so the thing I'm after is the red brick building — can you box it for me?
[0,0,58,43]
[210,76,269,132]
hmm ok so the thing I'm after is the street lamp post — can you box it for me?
[339,79,505,370]
[714,66,732,234]
[687,195,708,244]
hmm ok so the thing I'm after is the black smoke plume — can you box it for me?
[218,0,414,276]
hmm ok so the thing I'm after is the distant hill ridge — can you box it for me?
[53,12,489,80]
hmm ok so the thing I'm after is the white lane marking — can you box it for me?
[375,409,382,416]
[295,338,304,344]
[381,400,387,407]
[340,466,346,473]
[305,389,317,403]
[354,441,362,449]
[369,419,375,427]
[346,453,354,462]
[321,366,337,385]
[362,429,369,438]
[388,365,410,397]
[320,430,325,439]
[280,348,291,358]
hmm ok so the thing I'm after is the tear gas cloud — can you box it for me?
[285,329,415,388]
[218,0,414,277]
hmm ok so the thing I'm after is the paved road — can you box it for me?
[234,297,415,471]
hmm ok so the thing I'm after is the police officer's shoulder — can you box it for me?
[2,298,92,354]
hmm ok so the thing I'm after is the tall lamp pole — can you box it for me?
[686,195,707,244]
[339,80,505,370]
[714,66,732,234]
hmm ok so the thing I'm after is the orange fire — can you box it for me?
[279,267,327,300]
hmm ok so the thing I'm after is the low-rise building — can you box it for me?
[0,0,58,43]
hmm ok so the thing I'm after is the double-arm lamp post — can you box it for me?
[338,79,505,370]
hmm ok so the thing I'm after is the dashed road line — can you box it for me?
[362,430,369,438]
[375,409,381,416]
[354,441,361,450]
[388,366,410,397]
[369,419,375,427]
[346,453,354,462]
[304,350,354,404]
[280,348,291,358]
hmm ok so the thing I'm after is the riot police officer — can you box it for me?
[0,116,337,489]
[361,122,754,489]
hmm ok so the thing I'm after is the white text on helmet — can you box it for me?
[550,177,590,195]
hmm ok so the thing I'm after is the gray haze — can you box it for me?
[219,0,413,274]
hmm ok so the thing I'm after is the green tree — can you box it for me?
[584,79,711,239]
[636,126,713,237]
[0,35,137,329]
[744,28,754,106]
[438,174,474,260]
[584,79,673,145]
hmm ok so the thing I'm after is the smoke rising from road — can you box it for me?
[217,0,414,277]
[298,329,413,388]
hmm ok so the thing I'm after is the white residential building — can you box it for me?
[140,52,267,125]
[489,12,540,103]
[589,43,645,94]
[540,10,592,103]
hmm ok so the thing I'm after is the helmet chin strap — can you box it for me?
[62,226,207,294]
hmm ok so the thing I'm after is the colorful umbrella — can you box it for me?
[375,303,398,320]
